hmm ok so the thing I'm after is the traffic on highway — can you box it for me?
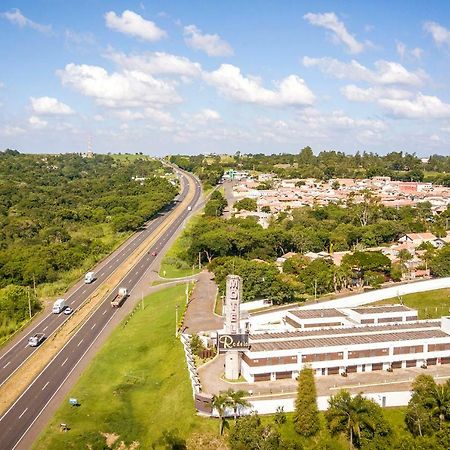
[0,167,202,450]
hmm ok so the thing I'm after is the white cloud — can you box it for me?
[183,25,233,57]
[303,56,426,86]
[105,10,167,42]
[28,115,48,129]
[303,12,366,54]
[342,84,450,119]
[341,85,412,102]
[30,96,74,115]
[424,21,450,48]
[204,64,315,107]
[396,41,423,61]
[1,8,52,34]
[0,124,25,136]
[191,108,221,123]
[113,108,173,124]
[58,63,181,108]
[105,50,202,78]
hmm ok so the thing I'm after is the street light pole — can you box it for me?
[175,305,179,338]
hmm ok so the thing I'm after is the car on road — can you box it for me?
[151,251,158,256]
[28,333,45,347]
[64,307,73,315]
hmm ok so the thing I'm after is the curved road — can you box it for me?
[0,167,202,450]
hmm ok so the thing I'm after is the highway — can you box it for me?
[0,167,202,450]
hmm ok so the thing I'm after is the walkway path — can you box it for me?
[183,271,223,334]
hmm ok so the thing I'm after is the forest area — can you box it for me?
[0,150,177,340]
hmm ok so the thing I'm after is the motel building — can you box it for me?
[240,305,450,383]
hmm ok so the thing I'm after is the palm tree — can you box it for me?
[325,391,374,449]
[429,383,450,430]
[226,388,250,421]
[212,393,232,435]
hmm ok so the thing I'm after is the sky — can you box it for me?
[1,1,450,156]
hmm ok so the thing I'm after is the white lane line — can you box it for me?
[18,408,28,419]
[82,289,86,294]
[43,326,48,331]
[91,323,96,330]
[103,309,107,315]
[77,339,84,347]
[24,344,29,349]
[42,381,49,390]
[99,272,104,277]
[61,358,68,367]
[3,361,11,369]
[108,265,113,268]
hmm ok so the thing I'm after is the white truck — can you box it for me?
[28,333,45,347]
[111,287,128,307]
[84,271,96,284]
[187,206,192,211]
[52,298,66,314]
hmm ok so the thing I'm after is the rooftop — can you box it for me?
[249,329,449,353]
[250,320,439,341]
[350,305,415,315]
[288,308,346,320]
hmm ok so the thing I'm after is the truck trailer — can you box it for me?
[52,298,66,314]
[111,287,128,307]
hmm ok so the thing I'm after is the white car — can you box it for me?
[64,307,73,315]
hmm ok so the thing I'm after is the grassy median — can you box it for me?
[33,284,218,449]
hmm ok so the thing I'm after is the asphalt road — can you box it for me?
[0,168,202,450]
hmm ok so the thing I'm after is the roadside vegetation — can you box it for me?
[0,149,177,342]
[33,284,223,450]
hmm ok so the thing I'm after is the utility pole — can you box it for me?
[175,305,179,338]
[32,274,37,297]
[314,279,318,303]
[27,288,32,320]
[198,252,201,270]
[185,283,189,305]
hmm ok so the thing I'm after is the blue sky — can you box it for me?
[1,1,450,156]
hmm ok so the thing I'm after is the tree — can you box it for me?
[405,375,450,436]
[325,391,391,449]
[226,389,250,421]
[294,367,320,437]
[212,393,232,435]
[429,245,450,277]
[234,198,257,212]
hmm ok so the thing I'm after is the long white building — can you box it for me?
[240,305,450,382]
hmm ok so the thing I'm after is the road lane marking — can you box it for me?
[24,344,29,349]
[18,408,28,419]
[91,323,96,330]
[103,309,107,315]
[61,358,68,367]
[3,361,10,369]
[43,326,48,331]
[99,272,104,277]
[77,339,84,347]
[82,289,86,294]
[42,381,49,390]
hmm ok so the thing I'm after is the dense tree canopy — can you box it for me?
[0,151,177,335]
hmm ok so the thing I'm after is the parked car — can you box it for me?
[64,307,73,315]
[151,251,158,256]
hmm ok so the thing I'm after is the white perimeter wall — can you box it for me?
[248,390,412,415]
[300,277,450,310]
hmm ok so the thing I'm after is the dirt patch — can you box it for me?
[101,432,120,447]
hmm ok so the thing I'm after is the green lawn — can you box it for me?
[374,287,450,319]
[33,285,218,450]
[159,214,202,279]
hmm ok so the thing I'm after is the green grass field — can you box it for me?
[33,285,218,450]
[374,287,450,319]
[159,214,202,279]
